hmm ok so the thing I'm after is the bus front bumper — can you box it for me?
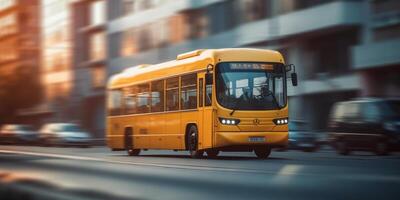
[214,131,288,148]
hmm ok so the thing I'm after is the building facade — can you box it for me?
[0,0,41,123]
[71,0,107,137]
[92,0,399,134]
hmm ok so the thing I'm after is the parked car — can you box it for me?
[328,98,400,155]
[288,120,320,152]
[38,123,91,147]
[0,124,38,144]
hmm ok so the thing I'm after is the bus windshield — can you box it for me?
[216,62,286,110]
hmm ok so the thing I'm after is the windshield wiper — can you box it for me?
[230,99,239,116]
[269,93,281,109]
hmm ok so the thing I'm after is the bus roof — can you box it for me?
[108,48,283,89]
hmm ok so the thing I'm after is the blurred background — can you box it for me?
[0,0,399,140]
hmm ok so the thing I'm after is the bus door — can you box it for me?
[198,72,214,149]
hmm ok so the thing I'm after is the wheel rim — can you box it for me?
[189,131,197,152]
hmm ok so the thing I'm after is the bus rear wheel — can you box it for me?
[187,125,203,159]
[125,128,140,156]
[254,146,271,159]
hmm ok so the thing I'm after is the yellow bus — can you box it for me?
[106,48,298,159]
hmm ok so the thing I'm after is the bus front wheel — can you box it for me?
[254,146,271,159]
[125,128,140,156]
[187,125,203,159]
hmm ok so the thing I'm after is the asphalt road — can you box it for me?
[1,145,400,200]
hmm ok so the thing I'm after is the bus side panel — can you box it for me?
[162,112,183,149]
[134,114,162,149]
[125,116,147,149]
[106,117,125,149]
[203,107,214,149]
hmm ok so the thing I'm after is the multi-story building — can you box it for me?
[40,0,75,122]
[71,0,107,137]
[97,0,399,133]
[0,0,41,123]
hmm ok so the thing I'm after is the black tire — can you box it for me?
[187,126,203,159]
[375,141,389,156]
[254,146,271,159]
[206,149,219,158]
[125,128,140,156]
[303,144,319,152]
[336,140,349,155]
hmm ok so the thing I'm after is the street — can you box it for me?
[1,145,400,200]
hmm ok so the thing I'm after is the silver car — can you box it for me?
[0,124,38,144]
[38,123,91,147]
[288,121,320,152]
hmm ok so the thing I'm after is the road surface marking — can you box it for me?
[0,149,271,174]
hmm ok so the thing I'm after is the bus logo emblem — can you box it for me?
[253,119,260,125]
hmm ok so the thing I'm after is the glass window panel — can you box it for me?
[151,80,164,112]
[90,0,106,26]
[90,32,106,61]
[166,77,179,111]
[181,74,197,110]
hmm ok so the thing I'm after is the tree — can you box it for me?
[0,65,41,123]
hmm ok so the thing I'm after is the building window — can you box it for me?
[89,32,106,61]
[372,0,400,14]
[120,29,138,57]
[0,0,15,10]
[91,66,106,88]
[166,77,179,111]
[183,9,209,39]
[239,0,268,23]
[151,80,164,112]
[0,38,18,62]
[90,0,106,26]
[181,74,197,110]
[373,25,400,42]
[0,13,17,38]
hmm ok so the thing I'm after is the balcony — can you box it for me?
[352,39,400,70]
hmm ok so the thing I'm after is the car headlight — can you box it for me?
[219,118,240,125]
[273,118,289,125]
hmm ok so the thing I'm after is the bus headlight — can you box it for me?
[219,118,240,125]
[273,118,289,125]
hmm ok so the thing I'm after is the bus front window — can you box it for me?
[216,62,286,110]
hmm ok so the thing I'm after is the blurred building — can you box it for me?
[71,0,107,137]
[0,0,41,122]
[101,0,399,132]
[40,0,75,123]
[22,0,399,136]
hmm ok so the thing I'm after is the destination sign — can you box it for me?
[229,63,274,70]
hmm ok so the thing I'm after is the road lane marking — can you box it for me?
[0,149,272,174]
[278,164,303,176]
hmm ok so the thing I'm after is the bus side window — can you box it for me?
[137,83,150,113]
[108,89,123,115]
[166,77,179,111]
[199,78,203,107]
[205,73,213,106]
[181,74,197,110]
[125,86,138,114]
[151,80,164,112]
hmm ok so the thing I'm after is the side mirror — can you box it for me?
[291,73,298,86]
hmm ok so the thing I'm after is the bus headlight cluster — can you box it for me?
[273,118,288,125]
[219,118,240,125]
